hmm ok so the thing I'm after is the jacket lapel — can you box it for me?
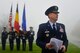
[56,23,60,32]
[46,21,53,30]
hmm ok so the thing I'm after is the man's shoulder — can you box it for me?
[57,23,65,26]
[39,23,47,27]
[39,23,46,25]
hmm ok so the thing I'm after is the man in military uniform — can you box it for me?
[21,30,27,51]
[8,27,15,51]
[15,31,21,51]
[1,27,8,50]
[36,6,68,53]
[28,27,35,51]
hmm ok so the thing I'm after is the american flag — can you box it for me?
[9,5,12,31]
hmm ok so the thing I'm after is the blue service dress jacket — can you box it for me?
[36,21,68,53]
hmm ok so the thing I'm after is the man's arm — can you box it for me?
[61,24,68,52]
[36,24,46,49]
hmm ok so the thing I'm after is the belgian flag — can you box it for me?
[14,4,20,33]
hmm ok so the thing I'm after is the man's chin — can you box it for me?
[54,19,58,22]
[56,19,58,21]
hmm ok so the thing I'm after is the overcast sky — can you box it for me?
[0,0,80,40]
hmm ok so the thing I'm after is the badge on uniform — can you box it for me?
[23,37,25,39]
[46,34,49,37]
[31,32,33,35]
[45,30,50,37]
[59,26,64,32]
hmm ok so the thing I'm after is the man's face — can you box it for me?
[30,28,33,31]
[3,28,6,31]
[48,12,58,22]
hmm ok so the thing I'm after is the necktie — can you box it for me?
[53,24,56,31]
[53,24,57,37]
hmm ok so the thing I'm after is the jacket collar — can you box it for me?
[46,21,60,31]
